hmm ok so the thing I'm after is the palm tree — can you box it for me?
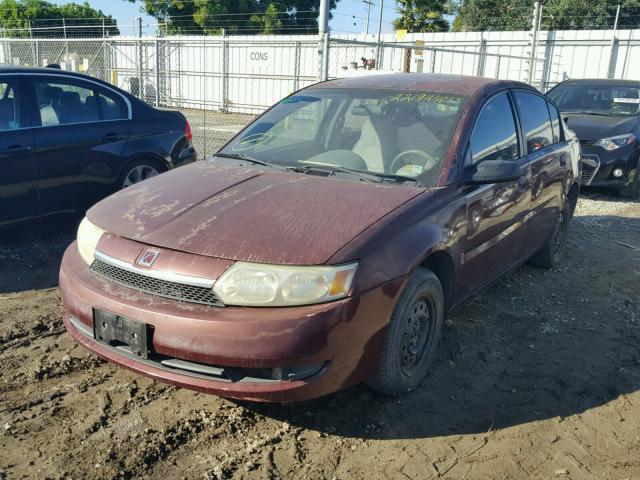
[393,0,449,32]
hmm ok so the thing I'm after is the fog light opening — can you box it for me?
[613,168,624,178]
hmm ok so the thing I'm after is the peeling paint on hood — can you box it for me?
[87,160,424,265]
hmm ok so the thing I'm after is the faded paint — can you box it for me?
[88,160,424,265]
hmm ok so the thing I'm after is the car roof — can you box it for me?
[0,64,118,87]
[556,78,640,87]
[307,73,534,97]
[0,64,94,78]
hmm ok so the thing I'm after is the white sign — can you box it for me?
[613,97,640,104]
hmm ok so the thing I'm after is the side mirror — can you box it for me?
[464,160,523,185]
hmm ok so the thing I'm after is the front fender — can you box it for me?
[330,188,467,295]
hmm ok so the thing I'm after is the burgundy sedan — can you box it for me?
[60,74,580,402]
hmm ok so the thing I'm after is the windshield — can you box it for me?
[219,88,467,186]
[547,83,640,117]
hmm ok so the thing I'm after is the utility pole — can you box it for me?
[319,0,330,80]
[363,0,374,35]
[608,4,621,78]
[527,1,541,85]
[319,0,329,35]
[375,0,384,69]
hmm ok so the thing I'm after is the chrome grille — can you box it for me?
[581,154,600,185]
[90,260,225,307]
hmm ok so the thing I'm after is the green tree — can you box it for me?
[126,0,339,35]
[394,0,450,32]
[453,0,640,32]
[251,3,283,34]
[0,0,118,37]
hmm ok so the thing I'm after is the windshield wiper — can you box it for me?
[214,152,276,168]
[290,164,420,185]
[289,164,382,183]
[570,111,612,116]
[371,172,420,185]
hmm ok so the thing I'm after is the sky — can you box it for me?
[47,0,401,37]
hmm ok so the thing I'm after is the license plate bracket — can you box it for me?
[93,309,149,359]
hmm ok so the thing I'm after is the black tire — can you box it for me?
[528,202,571,269]
[619,168,639,199]
[119,159,164,189]
[368,268,444,396]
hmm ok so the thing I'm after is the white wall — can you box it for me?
[2,29,639,113]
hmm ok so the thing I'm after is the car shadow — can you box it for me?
[239,213,640,439]
[0,216,78,294]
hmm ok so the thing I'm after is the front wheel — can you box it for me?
[528,202,571,269]
[619,168,639,199]
[368,268,444,396]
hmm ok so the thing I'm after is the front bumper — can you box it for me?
[580,143,638,188]
[60,243,404,402]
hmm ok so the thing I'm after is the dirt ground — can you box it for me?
[1,192,639,480]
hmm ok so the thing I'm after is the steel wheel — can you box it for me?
[122,164,159,188]
[551,208,568,260]
[367,268,445,396]
[399,299,433,377]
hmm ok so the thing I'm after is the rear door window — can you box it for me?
[33,78,99,126]
[514,91,554,153]
[0,80,21,131]
[469,92,519,164]
[99,91,128,120]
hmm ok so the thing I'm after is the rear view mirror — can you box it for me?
[464,160,523,185]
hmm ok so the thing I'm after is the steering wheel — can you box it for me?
[390,149,438,176]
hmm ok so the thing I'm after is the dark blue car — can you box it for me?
[546,79,640,198]
[0,66,196,227]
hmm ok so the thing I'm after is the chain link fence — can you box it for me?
[2,30,640,156]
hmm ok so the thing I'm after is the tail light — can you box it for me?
[185,120,193,142]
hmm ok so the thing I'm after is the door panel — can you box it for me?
[459,92,531,297]
[0,76,37,225]
[28,75,131,216]
[512,92,566,255]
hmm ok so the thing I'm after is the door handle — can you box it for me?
[559,154,567,167]
[517,175,528,190]
[1,144,32,155]
[102,133,124,142]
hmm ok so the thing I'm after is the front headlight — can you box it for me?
[213,261,358,307]
[77,217,106,265]
[594,133,636,150]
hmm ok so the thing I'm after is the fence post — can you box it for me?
[155,37,160,107]
[293,41,301,91]
[476,32,486,76]
[527,1,541,85]
[137,17,143,100]
[63,18,69,65]
[322,32,330,80]
[222,38,229,112]
[103,38,108,82]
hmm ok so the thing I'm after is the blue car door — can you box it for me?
[27,74,131,217]
[0,75,37,226]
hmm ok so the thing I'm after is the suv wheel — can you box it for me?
[528,202,570,269]
[121,161,161,189]
[368,268,444,396]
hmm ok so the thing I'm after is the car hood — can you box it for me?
[87,160,425,265]
[563,113,639,141]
